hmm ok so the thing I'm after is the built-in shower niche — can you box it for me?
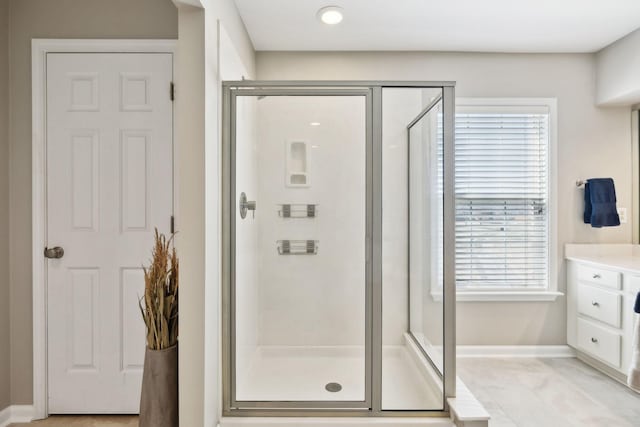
[286,140,309,187]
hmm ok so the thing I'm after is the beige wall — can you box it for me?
[204,1,255,423]
[257,51,633,346]
[175,6,206,426]
[173,0,255,424]
[0,0,10,413]
[7,0,178,405]
[596,28,640,106]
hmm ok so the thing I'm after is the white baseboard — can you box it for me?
[0,407,9,427]
[0,405,35,427]
[457,345,576,358]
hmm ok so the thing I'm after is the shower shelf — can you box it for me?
[277,239,318,255]
[278,204,318,218]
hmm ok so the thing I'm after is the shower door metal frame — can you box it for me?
[224,85,373,413]
[221,81,456,418]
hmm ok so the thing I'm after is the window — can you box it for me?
[435,99,558,301]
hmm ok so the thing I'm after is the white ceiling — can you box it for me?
[233,0,640,53]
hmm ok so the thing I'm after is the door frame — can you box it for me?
[31,39,177,419]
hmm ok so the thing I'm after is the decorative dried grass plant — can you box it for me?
[139,229,179,350]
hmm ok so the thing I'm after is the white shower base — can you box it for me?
[236,336,442,409]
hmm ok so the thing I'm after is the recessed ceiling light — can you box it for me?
[310,122,321,126]
[317,6,343,25]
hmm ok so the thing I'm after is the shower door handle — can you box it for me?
[239,192,257,219]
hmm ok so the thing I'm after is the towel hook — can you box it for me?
[576,180,586,187]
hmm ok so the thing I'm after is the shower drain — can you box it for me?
[325,382,342,392]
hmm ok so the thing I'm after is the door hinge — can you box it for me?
[170,82,175,101]
[170,215,175,234]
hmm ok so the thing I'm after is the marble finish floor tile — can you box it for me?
[12,358,640,426]
[10,415,137,427]
[458,357,640,427]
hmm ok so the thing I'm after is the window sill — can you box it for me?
[430,290,563,302]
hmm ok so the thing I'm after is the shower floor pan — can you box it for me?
[236,338,442,409]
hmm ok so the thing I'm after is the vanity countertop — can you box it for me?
[565,243,640,274]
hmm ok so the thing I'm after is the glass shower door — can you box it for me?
[230,91,371,408]
[408,95,444,375]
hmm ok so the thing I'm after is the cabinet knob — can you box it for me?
[591,337,598,343]
[592,274,601,279]
[591,301,600,307]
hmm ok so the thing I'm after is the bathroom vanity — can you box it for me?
[566,244,640,384]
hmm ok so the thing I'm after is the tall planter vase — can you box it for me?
[139,344,179,427]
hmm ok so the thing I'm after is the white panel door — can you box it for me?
[46,53,173,413]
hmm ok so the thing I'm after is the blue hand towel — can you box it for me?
[635,292,640,314]
[583,182,592,224]
[584,178,620,227]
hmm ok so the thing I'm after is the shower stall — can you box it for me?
[222,81,455,417]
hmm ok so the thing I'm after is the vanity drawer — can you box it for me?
[577,264,621,290]
[577,283,622,328]
[577,318,621,368]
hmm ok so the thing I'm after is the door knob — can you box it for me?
[44,246,64,259]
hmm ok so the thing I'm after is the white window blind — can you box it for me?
[449,105,550,289]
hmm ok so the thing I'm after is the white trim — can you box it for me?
[0,407,8,427]
[172,0,204,8]
[431,290,563,302]
[632,109,639,245]
[456,345,576,358]
[0,405,35,427]
[548,97,559,298]
[447,379,490,425]
[31,38,177,420]
[456,97,556,109]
